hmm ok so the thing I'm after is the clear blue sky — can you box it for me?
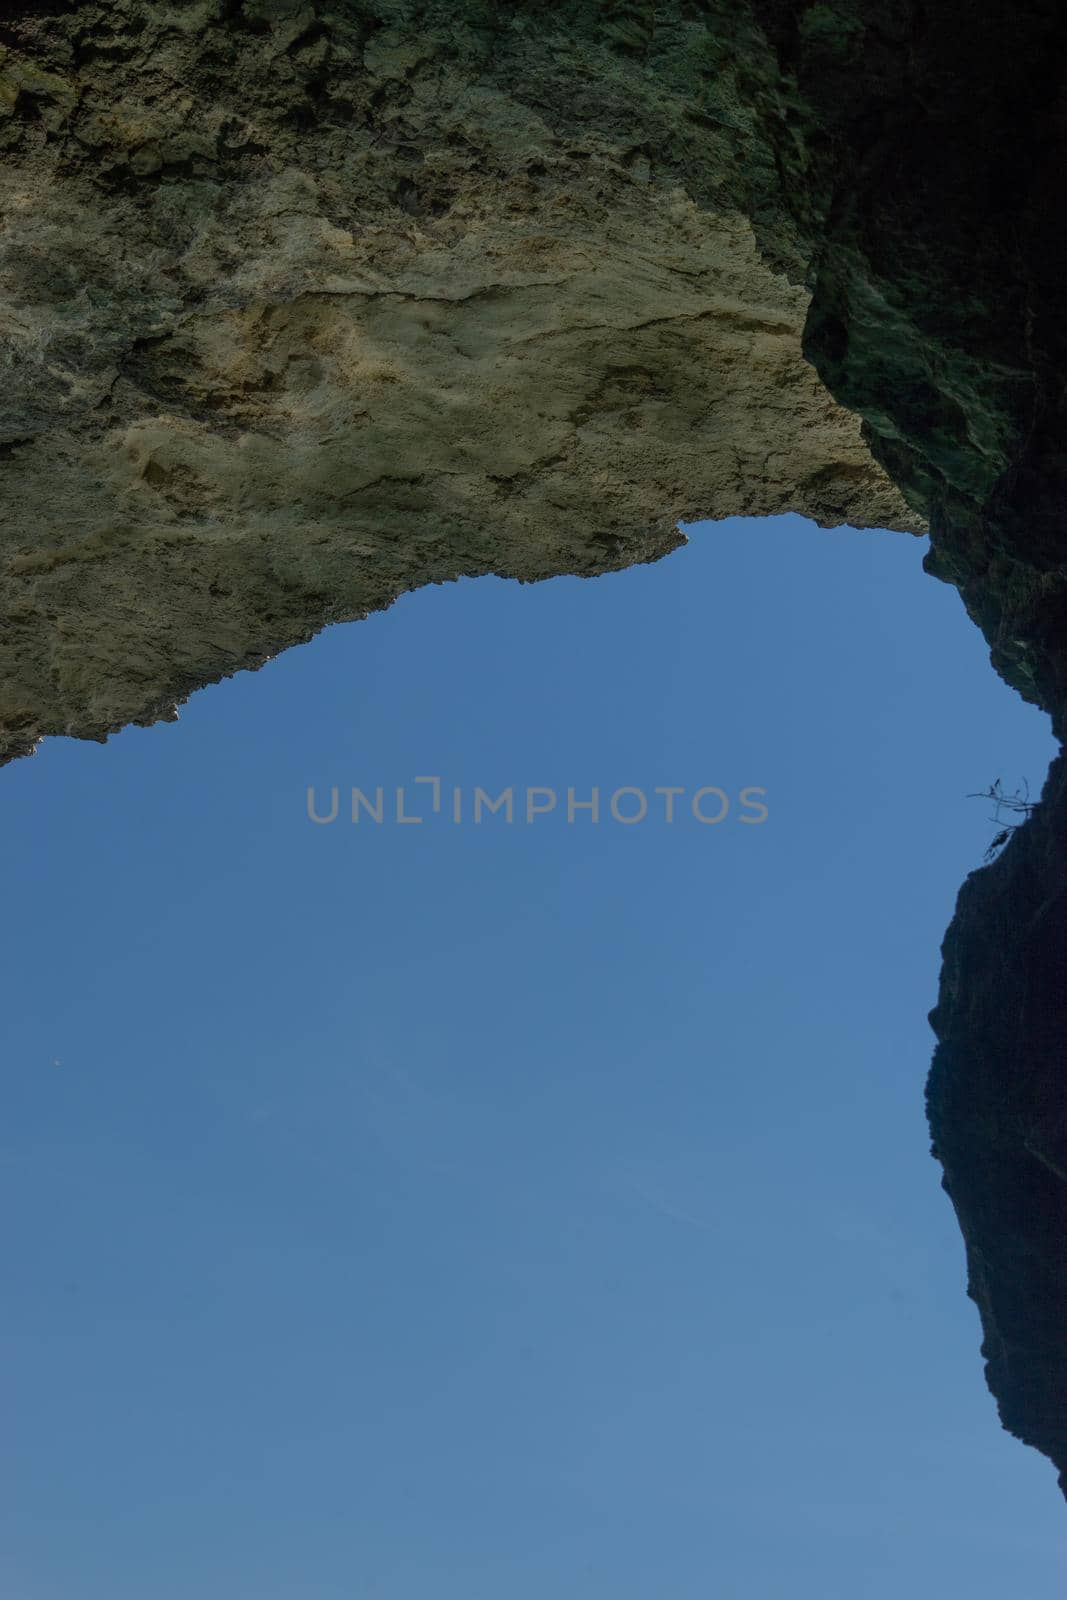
[1,513,1064,1598]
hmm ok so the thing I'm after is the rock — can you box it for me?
[928,752,1067,1496]
[4,0,1067,1503]
[746,0,1067,1495]
[0,0,916,763]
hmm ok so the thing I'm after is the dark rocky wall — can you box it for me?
[749,0,1067,723]
[929,752,1067,1496]
[746,0,1067,1492]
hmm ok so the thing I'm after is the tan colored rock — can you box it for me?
[0,2,918,763]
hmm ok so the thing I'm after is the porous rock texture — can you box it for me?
[0,0,916,764]
[4,0,1067,1501]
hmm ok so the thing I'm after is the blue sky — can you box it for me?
[1,512,1064,1598]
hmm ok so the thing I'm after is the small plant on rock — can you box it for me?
[968,777,1037,862]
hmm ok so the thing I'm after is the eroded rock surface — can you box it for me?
[0,0,915,763]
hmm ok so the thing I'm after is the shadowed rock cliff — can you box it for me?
[928,753,1067,1496]
[3,0,1067,1501]
[743,0,1067,1496]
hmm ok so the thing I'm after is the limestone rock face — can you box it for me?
[0,0,915,763]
